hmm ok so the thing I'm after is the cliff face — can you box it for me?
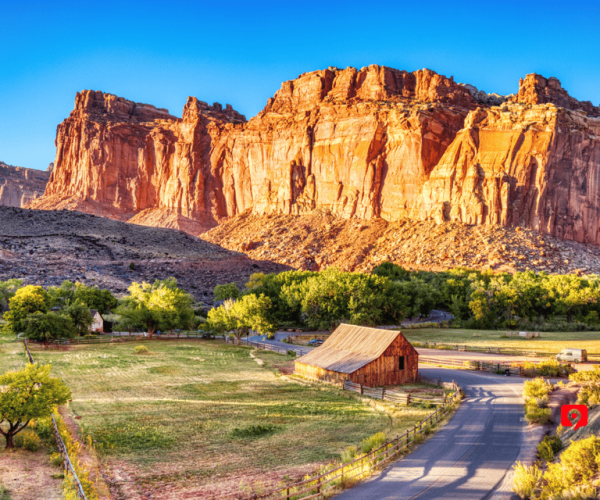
[0,162,51,207]
[30,67,600,246]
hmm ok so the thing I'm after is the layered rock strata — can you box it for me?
[30,67,600,245]
[0,162,51,207]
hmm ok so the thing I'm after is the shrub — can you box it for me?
[524,359,570,377]
[513,461,542,499]
[577,385,600,406]
[50,452,64,467]
[523,378,552,402]
[13,429,41,451]
[535,396,549,408]
[341,445,357,463]
[134,345,148,355]
[228,425,278,439]
[538,435,563,462]
[570,367,600,384]
[360,432,386,454]
[525,405,552,425]
[286,350,297,358]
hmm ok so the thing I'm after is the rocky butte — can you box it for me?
[29,67,600,246]
[0,161,52,207]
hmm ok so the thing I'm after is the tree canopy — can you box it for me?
[3,285,52,334]
[0,363,71,448]
[207,294,274,343]
[213,282,240,301]
[48,280,117,313]
[23,311,76,344]
[115,278,194,336]
[0,279,22,314]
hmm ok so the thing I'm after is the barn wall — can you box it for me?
[294,362,350,385]
[349,335,419,386]
[295,334,418,387]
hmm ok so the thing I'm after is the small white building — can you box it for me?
[90,310,104,333]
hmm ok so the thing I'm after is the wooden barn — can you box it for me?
[294,324,418,386]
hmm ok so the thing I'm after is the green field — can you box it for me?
[403,328,600,356]
[1,333,434,498]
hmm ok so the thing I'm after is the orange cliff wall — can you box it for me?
[29,67,600,245]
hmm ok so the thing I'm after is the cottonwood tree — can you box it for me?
[0,279,22,314]
[207,294,274,343]
[4,285,52,334]
[213,283,240,301]
[23,312,76,345]
[0,363,71,448]
[115,278,194,337]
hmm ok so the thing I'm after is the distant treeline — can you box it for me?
[223,263,600,331]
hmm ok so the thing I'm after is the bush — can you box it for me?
[14,429,41,451]
[538,435,563,462]
[360,432,386,454]
[577,385,600,406]
[228,425,278,439]
[286,350,296,358]
[535,396,549,408]
[524,359,571,377]
[570,367,600,383]
[134,345,148,355]
[50,452,63,467]
[341,445,357,463]
[525,405,552,425]
[523,378,553,402]
[542,437,600,498]
[513,461,542,499]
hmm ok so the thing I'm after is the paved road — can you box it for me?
[248,333,528,498]
[335,367,525,500]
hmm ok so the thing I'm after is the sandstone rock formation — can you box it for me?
[0,162,51,207]
[30,67,600,247]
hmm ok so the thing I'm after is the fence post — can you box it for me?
[406,394,411,406]
[360,384,364,395]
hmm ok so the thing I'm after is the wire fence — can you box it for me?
[23,340,88,500]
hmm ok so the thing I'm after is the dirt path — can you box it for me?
[0,449,63,500]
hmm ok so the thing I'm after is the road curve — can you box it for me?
[334,367,525,500]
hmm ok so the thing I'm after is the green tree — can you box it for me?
[64,303,94,336]
[213,283,240,301]
[207,294,274,343]
[72,283,118,314]
[245,273,266,290]
[0,363,71,448]
[372,262,409,281]
[0,279,22,314]
[115,278,194,337]
[4,285,52,334]
[23,312,76,344]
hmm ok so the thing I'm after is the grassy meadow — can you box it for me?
[403,328,600,356]
[2,333,434,497]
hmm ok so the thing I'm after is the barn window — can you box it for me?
[398,356,405,370]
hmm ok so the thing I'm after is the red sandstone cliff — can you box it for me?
[29,67,600,246]
[0,162,51,207]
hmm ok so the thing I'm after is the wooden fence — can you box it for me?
[241,388,461,500]
[419,355,525,375]
[342,380,453,406]
[225,337,310,357]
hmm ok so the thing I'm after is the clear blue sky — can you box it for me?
[2,0,600,170]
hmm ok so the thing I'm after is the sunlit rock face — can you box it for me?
[29,68,600,245]
[0,162,50,207]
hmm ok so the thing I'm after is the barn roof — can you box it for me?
[296,324,412,374]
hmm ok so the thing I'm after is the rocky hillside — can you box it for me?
[0,162,51,207]
[28,66,600,248]
[0,206,288,301]
[202,211,600,275]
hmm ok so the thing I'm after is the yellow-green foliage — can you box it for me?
[360,432,386,454]
[52,411,99,500]
[577,385,600,406]
[513,461,542,499]
[541,436,600,499]
[13,428,41,451]
[525,405,551,424]
[340,445,357,463]
[537,435,563,462]
[524,359,571,377]
[523,378,553,402]
[133,345,148,354]
[569,366,600,383]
